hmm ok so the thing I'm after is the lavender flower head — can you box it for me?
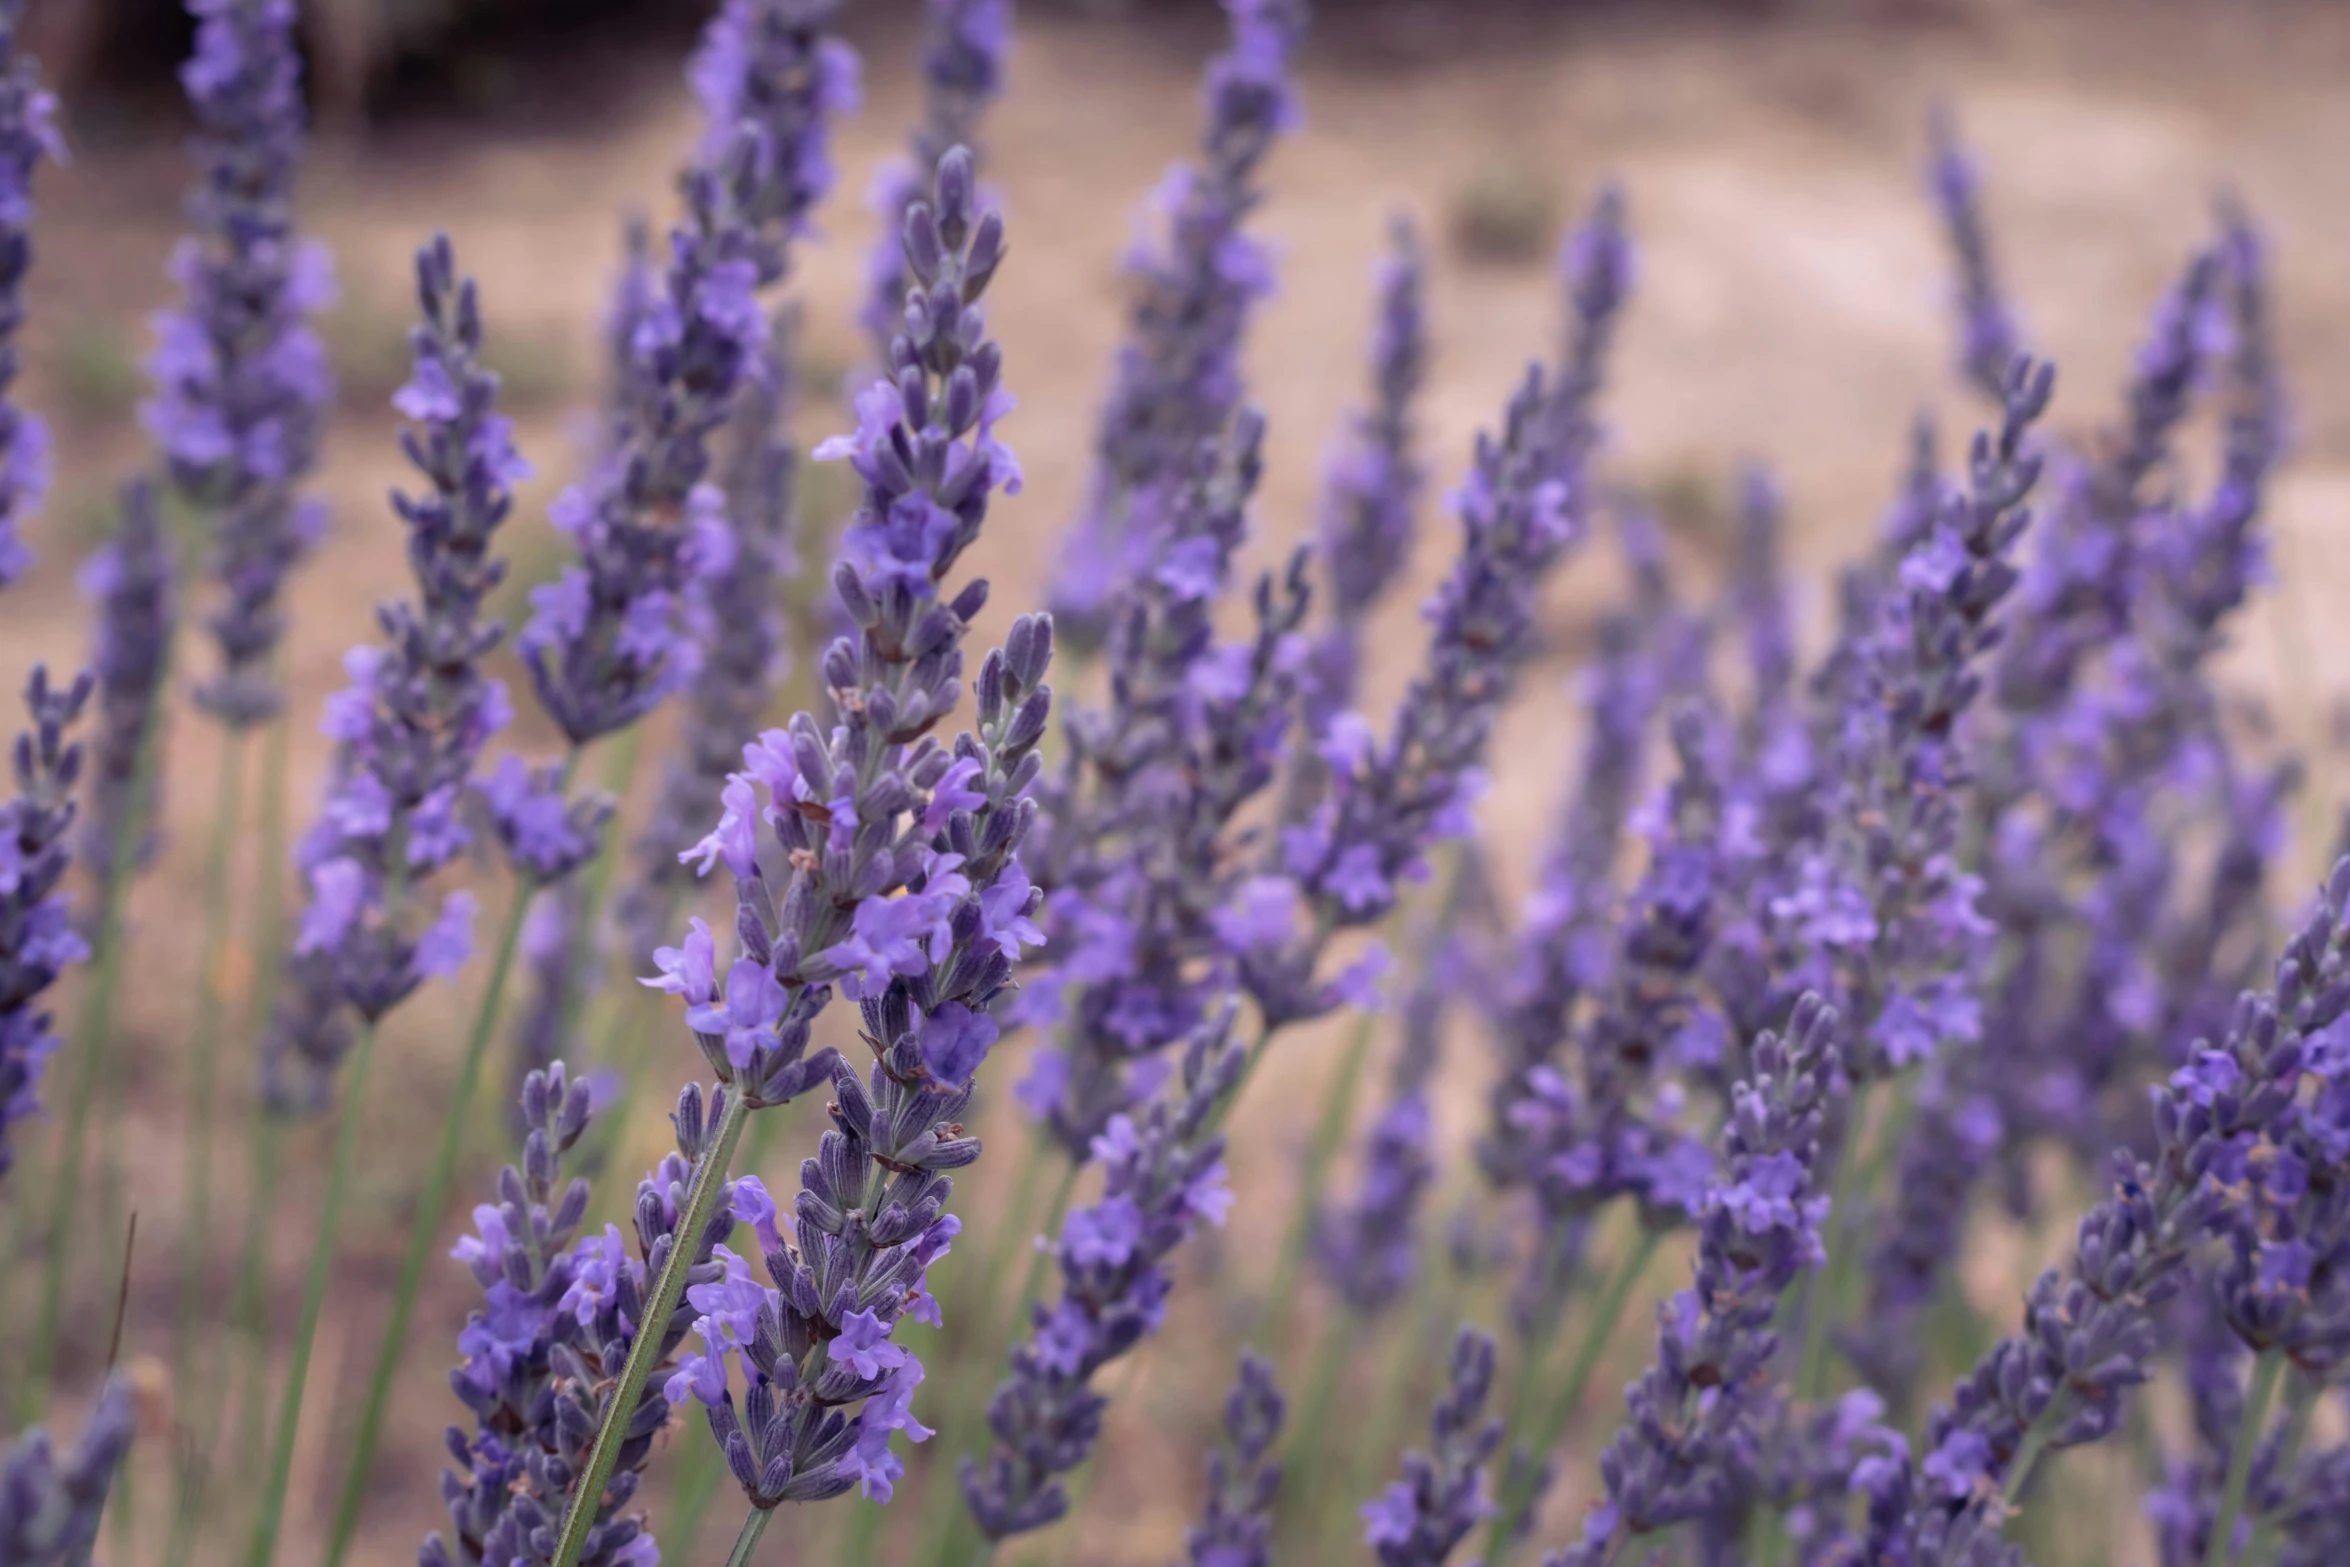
[963,1015,1246,1540]
[861,0,1014,360]
[1306,213,1427,726]
[147,0,334,726]
[1181,1352,1286,1567]
[1361,1326,1504,1567]
[78,480,178,884]
[0,666,90,1179]
[1048,0,1309,653]
[0,1375,134,1562]
[1927,105,2023,403]
[0,0,57,590]
[267,237,527,1107]
[690,0,862,289]
[425,1066,733,1567]
[1554,997,1844,1563]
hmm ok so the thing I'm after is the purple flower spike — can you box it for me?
[861,0,1013,362]
[1181,1352,1286,1567]
[0,0,57,592]
[150,0,333,727]
[1363,1327,1504,1567]
[962,1016,1246,1541]
[1926,105,2024,403]
[265,238,527,1111]
[1048,0,1309,654]
[78,481,178,886]
[424,1065,726,1567]
[0,666,92,1179]
[1554,997,1843,1562]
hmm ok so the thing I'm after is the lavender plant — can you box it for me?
[546,142,1047,1567]
[1182,1352,1287,1567]
[1361,1326,1504,1567]
[0,667,89,1181]
[0,0,54,592]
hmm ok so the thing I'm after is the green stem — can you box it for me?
[2242,1369,2319,1567]
[244,1012,385,1567]
[551,1087,754,1567]
[2204,1349,2284,1567]
[1273,1319,1352,1543]
[724,1506,775,1567]
[556,731,645,1048]
[1483,1228,1660,1567]
[320,879,540,1567]
[21,717,191,1425]
[1253,1013,1376,1346]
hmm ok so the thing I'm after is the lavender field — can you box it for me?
[4,2,2350,1565]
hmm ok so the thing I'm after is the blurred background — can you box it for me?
[6,0,2349,1563]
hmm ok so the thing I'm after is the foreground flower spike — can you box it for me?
[0,1374,134,1559]
[1305,212,1427,726]
[1551,997,1844,1564]
[1927,104,2023,403]
[1181,1351,1286,1567]
[77,480,177,885]
[423,1063,723,1567]
[963,1016,1246,1540]
[1049,0,1310,652]
[0,666,91,1179]
[549,145,1047,1567]
[861,0,1013,360]
[0,0,56,590]
[264,236,528,1108]
[1853,864,2350,1562]
[148,0,333,726]
[1361,1326,1504,1567]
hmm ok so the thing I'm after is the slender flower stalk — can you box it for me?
[1926,105,2023,404]
[0,0,57,591]
[548,144,1045,1567]
[148,0,333,728]
[1048,0,1309,653]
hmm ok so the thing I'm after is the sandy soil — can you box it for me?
[6,2,2349,1562]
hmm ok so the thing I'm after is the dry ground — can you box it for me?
[6,1,2349,1562]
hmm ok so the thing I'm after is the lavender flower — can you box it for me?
[265,236,527,1109]
[1361,1327,1504,1567]
[1926,106,2023,403]
[424,1066,733,1567]
[1551,996,1843,1563]
[1858,861,2350,1564]
[690,0,861,290]
[621,148,1048,1532]
[0,1375,133,1561]
[0,0,56,591]
[962,1015,1246,1540]
[1181,1352,1285,1567]
[148,0,333,726]
[77,480,177,884]
[1049,0,1309,653]
[0,666,90,1179]
[861,0,1013,361]
[1305,214,1427,726]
